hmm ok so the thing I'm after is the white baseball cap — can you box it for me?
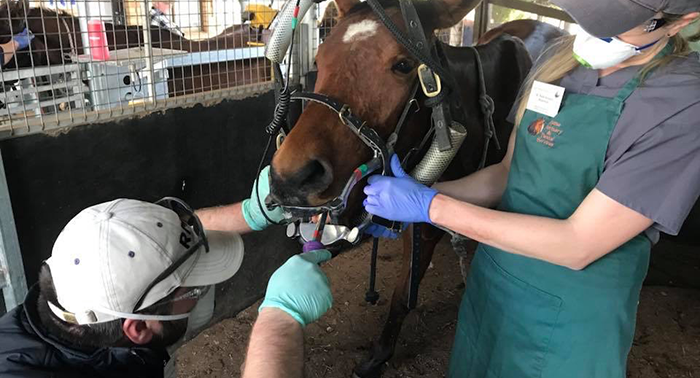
[45,198,244,325]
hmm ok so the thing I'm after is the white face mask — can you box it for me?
[184,284,215,340]
[573,31,658,69]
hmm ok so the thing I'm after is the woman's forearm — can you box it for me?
[242,308,304,378]
[428,190,652,270]
[433,161,510,208]
[430,194,587,268]
[1,41,16,65]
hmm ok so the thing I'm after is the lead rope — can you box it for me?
[469,46,501,170]
[60,17,77,61]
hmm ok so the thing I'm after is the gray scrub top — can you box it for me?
[509,49,700,243]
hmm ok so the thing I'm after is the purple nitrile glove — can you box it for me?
[13,28,34,50]
[303,240,325,253]
[363,222,408,239]
[363,155,438,224]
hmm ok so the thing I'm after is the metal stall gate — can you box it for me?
[0,0,285,139]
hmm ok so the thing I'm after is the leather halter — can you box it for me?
[290,92,394,176]
[277,84,419,220]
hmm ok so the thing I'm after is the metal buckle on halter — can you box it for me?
[417,64,442,98]
[338,104,352,126]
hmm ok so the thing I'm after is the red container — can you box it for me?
[87,19,110,61]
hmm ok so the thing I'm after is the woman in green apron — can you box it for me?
[363,0,700,376]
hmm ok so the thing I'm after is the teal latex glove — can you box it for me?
[242,166,285,230]
[13,28,34,50]
[259,249,333,327]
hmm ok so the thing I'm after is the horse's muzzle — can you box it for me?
[269,158,334,207]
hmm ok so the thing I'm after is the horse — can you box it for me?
[0,1,270,95]
[267,0,545,376]
[478,18,569,60]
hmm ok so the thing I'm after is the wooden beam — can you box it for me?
[200,0,212,33]
[0,148,27,312]
[489,0,576,24]
[472,2,490,43]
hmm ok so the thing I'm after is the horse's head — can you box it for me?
[270,0,479,221]
[0,0,28,43]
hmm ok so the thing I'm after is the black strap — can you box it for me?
[390,81,420,147]
[468,46,501,169]
[366,0,457,90]
[371,0,455,152]
[408,222,422,310]
[291,92,393,175]
[365,237,380,304]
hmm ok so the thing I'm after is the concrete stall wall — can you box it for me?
[0,90,298,319]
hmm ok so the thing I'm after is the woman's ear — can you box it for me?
[667,12,700,37]
[335,0,361,18]
[416,0,481,31]
[123,319,155,345]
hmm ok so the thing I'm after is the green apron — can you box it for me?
[448,45,671,378]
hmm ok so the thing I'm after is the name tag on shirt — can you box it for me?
[526,81,565,118]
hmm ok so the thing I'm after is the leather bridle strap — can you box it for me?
[369,0,458,152]
[389,81,420,147]
[469,46,501,169]
[366,0,456,88]
[291,92,393,175]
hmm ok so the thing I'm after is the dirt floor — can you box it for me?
[177,237,700,378]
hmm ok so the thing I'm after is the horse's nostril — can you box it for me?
[300,160,327,186]
[293,158,332,194]
[271,157,333,205]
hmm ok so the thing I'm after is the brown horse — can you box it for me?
[0,1,270,95]
[268,0,540,376]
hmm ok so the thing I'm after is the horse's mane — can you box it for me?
[29,6,73,18]
[346,0,399,16]
[0,0,73,19]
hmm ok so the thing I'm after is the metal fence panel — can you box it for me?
[0,0,281,138]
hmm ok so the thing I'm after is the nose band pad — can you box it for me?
[287,222,361,246]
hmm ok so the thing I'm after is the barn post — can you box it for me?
[75,0,92,59]
[0,149,28,313]
[472,0,490,43]
[142,0,158,109]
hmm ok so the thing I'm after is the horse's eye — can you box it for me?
[391,59,415,74]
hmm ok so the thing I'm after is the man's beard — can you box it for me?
[147,319,188,349]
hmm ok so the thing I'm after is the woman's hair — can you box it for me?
[514,13,700,125]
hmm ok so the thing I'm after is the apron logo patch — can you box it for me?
[527,118,546,135]
[528,118,562,148]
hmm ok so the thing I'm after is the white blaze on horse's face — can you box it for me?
[342,20,380,43]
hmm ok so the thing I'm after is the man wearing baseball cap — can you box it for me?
[0,167,333,377]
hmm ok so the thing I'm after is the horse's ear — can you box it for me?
[334,0,360,18]
[417,0,481,30]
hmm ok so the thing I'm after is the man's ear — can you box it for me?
[123,319,155,345]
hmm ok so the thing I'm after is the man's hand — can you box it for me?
[259,250,333,326]
[363,155,438,224]
[241,166,285,231]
